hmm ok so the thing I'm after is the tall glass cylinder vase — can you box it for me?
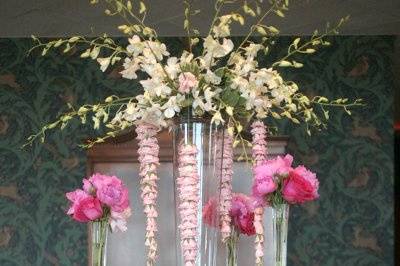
[173,114,223,266]
[90,219,108,266]
[271,204,289,266]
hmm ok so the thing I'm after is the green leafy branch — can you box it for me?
[273,16,350,68]
[29,35,128,69]
[92,0,157,38]
[22,96,135,149]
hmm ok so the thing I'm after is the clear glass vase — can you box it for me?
[90,219,108,266]
[173,113,223,266]
[271,204,289,266]
[226,229,239,266]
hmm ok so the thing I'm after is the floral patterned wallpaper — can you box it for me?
[0,36,395,265]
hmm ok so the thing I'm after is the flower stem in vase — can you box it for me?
[91,219,108,266]
[272,204,289,266]
[226,229,239,266]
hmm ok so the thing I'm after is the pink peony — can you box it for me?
[97,178,129,212]
[251,154,294,200]
[230,193,256,236]
[66,189,103,222]
[255,154,293,178]
[178,72,198,94]
[282,166,319,204]
[84,173,130,212]
[251,175,277,198]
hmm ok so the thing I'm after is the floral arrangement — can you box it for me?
[24,1,362,265]
[251,154,319,207]
[66,173,131,266]
[204,193,256,266]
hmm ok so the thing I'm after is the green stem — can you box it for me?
[226,229,239,266]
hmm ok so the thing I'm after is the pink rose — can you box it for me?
[178,72,198,94]
[230,193,255,236]
[282,166,319,204]
[202,197,218,227]
[66,189,103,222]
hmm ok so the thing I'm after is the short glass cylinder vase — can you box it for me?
[90,219,108,266]
[173,114,224,266]
[271,204,289,266]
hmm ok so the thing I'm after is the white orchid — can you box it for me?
[204,69,222,85]
[165,57,180,79]
[203,36,234,58]
[120,57,140,79]
[162,95,183,118]
[127,35,144,56]
[97,57,110,72]
[212,15,232,37]
[143,41,169,61]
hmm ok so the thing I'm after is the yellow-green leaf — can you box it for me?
[68,36,80,43]
[278,60,292,67]
[127,1,132,11]
[293,37,300,49]
[275,10,285,17]
[266,26,279,34]
[255,26,267,35]
[80,49,91,58]
[139,1,146,14]
[54,39,63,48]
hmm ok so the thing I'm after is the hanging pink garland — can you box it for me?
[220,132,234,243]
[136,123,160,266]
[177,143,200,266]
[251,121,268,266]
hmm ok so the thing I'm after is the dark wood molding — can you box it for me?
[86,127,289,163]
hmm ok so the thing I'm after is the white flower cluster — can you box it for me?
[105,34,299,129]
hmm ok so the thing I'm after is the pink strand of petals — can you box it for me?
[177,144,200,266]
[251,121,268,266]
[136,123,160,266]
[219,132,234,243]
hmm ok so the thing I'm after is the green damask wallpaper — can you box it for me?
[0,36,394,265]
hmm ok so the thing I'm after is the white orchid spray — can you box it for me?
[26,0,361,153]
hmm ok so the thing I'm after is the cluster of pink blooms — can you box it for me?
[219,132,234,242]
[229,193,256,236]
[177,144,200,266]
[203,193,256,236]
[252,154,319,205]
[66,173,131,232]
[250,121,268,265]
[136,123,160,265]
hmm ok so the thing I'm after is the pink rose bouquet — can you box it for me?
[66,173,131,266]
[66,173,131,231]
[251,154,319,207]
[203,193,256,236]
